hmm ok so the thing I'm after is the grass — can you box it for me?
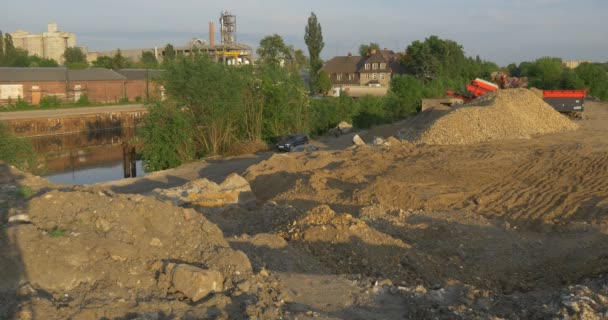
[17,186,34,199]
[50,228,66,237]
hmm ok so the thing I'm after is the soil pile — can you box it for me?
[399,88,578,145]
[279,205,415,282]
[0,185,289,319]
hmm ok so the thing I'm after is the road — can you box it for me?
[0,104,147,121]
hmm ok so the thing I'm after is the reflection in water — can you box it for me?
[28,127,147,185]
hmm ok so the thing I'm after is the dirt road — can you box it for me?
[0,104,146,121]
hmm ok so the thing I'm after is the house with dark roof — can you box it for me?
[0,67,163,105]
[321,49,405,96]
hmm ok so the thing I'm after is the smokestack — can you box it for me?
[209,20,215,46]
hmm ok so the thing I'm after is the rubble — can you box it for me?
[166,263,224,302]
[352,134,366,146]
[150,173,256,208]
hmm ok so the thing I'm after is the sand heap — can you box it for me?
[400,88,579,145]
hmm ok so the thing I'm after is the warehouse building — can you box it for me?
[0,67,163,105]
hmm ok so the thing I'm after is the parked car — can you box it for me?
[276,133,309,152]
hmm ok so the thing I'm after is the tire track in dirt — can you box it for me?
[470,145,608,224]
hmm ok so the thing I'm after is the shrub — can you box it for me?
[139,101,196,172]
[119,97,129,104]
[0,123,37,171]
[76,94,90,106]
[39,96,61,108]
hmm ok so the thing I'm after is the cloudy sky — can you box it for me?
[2,0,606,65]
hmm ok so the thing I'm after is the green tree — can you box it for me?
[257,34,292,67]
[92,56,113,69]
[317,71,332,95]
[359,42,380,56]
[304,12,324,93]
[529,57,563,89]
[29,55,59,67]
[163,44,176,62]
[0,31,4,59]
[294,49,309,70]
[404,35,467,82]
[139,51,158,68]
[63,47,88,69]
[576,62,608,100]
[111,49,133,69]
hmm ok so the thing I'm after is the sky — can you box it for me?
[2,0,607,66]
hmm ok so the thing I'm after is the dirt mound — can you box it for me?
[399,88,578,145]
[279,205,415,282]
[0,187,288,319]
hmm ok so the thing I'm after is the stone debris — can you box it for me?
[8,214,31,223]
[150,173,256,208]
[166,263,224,302]
[372,136,389,146]
[329,121,353,136]
[352,134,366,146]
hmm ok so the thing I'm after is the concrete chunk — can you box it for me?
[169,264,224,302]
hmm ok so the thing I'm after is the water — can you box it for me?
[45,160,145,185]
[28,127,148,185]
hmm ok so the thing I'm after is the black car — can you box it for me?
[276,133,309,152]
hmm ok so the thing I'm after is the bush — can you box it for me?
[139,102,196,172]
[76,94,90,106]
[118,97,129,104]
[0,123,37,171]
[39,96,61,108]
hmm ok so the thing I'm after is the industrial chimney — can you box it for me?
[209,20,215,46]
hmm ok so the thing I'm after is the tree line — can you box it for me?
[507,58,608,100]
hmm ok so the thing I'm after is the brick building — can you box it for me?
[115,69,164,101]
[0,67,163,105]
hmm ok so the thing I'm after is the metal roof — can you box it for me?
[68,68,126,81]
[0,67,68,82]
[0,67,127,82]
[115,69,164,80]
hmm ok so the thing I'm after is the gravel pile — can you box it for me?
[399,88,579,145]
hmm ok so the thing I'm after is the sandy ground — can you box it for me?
[1,100,608,319]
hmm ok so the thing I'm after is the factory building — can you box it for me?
[10,23,77,64]
[86,11,253,65]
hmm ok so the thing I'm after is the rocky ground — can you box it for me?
[1,95,608,319]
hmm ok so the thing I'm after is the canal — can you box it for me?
[30,127,146,185]
[0,107,149,185]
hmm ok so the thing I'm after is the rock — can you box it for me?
[372,137,387,146]
[8,214,31,223]
[150,173,256,209]
[237,280,251,293]
[353,134,365,146]
[337,121,353,134]
[168,264,224,302]
[149,238,163,247]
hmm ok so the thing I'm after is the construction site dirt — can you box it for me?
[1,93,608,319]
